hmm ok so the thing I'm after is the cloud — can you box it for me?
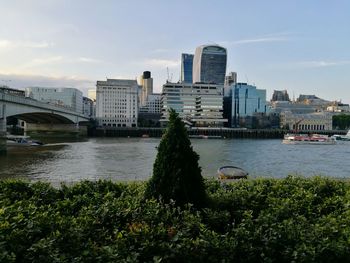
[144,58,180,68]
[0,72,95,94]
[0,39,53,50]
[219,32,293,47]
[19,56,102,69]
[78,57,101,63]
[293,60,350,68]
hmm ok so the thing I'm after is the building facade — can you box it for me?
[192,45,227,85]
[231,83,267,127]
[161,82,226,127]
[96,79,138,127]
[280,111,333,131]
[82,97,95,118]
[25,87,83,113]
[181,53,194,83]
[138,71,153,106]
[271,90,290,102]
[139,93,161,114]
[88,89,96,101]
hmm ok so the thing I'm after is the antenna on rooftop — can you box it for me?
[245,74,249,84]
[166,67,173,83]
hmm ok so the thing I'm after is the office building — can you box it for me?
[224,72,237,97]
[193,45,227,85]
[138,71,153,106]
[231,83,267,127]
[83,96,95,118]
[139,93,162,114]
[96,79,138,127]
[161,82,226,127]
[224,72,237,87]
[88,89,96,101]
[25,87,83,113]
[181,53,194,83]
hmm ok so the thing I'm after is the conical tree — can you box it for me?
[145,109,207,207]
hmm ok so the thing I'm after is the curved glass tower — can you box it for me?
[193,45,227,85]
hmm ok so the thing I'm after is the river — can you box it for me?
[0,137,349,186]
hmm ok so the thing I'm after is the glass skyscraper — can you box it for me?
[180,53,194,83]
[193,45,227,85]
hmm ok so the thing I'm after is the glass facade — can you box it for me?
[181,53,194,83]
[193,45,227,85]
[231,83,267,127]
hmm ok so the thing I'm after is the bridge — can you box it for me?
[0,89,89,154]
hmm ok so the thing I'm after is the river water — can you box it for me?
[0,137,349,186]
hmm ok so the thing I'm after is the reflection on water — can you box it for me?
[0,137,350,186]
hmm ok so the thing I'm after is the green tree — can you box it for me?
[144,109,207,207]
[332,114,350,130]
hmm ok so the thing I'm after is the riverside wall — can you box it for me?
[93,128,347,139]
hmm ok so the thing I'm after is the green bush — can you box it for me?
[1,177,350,262]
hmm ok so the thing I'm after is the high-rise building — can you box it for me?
[181,53,194,83]
[161,82,226,127]
[231,83,267,127]
[25,87,83,113]
[96,79,138,127]
[88,89,96,101]
[224,72,237,97]
[192,45,227,85]
[138,71,153,106]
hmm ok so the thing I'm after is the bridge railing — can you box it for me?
[0,91,86,118]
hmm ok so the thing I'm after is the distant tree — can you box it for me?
[144,109,207,207]
[333,114,350,130]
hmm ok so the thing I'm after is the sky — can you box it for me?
[0,0,350,102]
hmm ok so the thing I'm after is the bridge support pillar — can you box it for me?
[0,103,6,155]
[24,123,87,137]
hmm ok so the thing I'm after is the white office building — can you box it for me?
[161,82,226,127]
[25,87,83,113]
[96,79,138,127]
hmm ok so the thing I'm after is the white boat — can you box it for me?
[282,134,336,145]
[6,135,43,147]
[331,130,350,141]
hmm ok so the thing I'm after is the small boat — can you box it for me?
[217,166,248,180]
[189,135,222,139]
[282,134,336,145]
[331,130,350,141]
[6,135,44,147]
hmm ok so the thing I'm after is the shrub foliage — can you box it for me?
[1,177,350,262]
[144,109,207,207]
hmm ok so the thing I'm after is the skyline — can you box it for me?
[1,1,350,102]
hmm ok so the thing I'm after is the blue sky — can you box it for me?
[1,0,350,102]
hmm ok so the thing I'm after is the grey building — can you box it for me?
[192,45,227,85]
[161,82,226,127]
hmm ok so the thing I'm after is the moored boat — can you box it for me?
[282,134,336,145]
[6,135,44,147]
[217,166,248,180]
[331,130,350,141]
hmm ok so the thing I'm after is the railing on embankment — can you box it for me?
[93,128,347,139]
